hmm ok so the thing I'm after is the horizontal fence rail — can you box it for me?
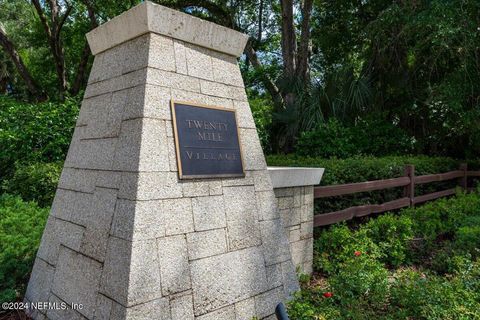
[414,171,464,184]
[314,164,479,227]
[314,177,410,198]
[314,198,411,227]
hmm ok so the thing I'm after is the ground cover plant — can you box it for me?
[288,191,480,320]
[0,195,49,304]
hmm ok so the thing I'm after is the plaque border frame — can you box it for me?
[170,100,246,180]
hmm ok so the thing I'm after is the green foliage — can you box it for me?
[428,241,460,275]
[329,254,389,312]
[404,191,480,243]
[350,117,415,156]
[287,288,341,320]
[455,226,480,257]
[314,224,380,275]
[0,195,49,303]
[0,96,78,181]
[2,162,62,207]
[387,264,480,320]
[248,94,273,153]
[290,260,480,320]
[296,118,414,158]
[289,193,480,319]
[296,119,355,158]
[2,0,479,158]
[362,214,414,267]
[309,0,480,158]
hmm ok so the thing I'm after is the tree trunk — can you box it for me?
[70,43,91,96]
[0,25,46,100]
[296,0,313,84]
[31,0,70,99]
[70,0,98,96]
[0,77,7,94]
[257,0,263,43]
[244,40,284,109]
[280,0,296,78]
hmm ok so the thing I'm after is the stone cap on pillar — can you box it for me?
[268,166,325,188]
[86,1,249,57]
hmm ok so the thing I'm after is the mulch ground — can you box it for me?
[0,310,30,320]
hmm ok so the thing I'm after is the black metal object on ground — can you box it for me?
[275,302,290,320]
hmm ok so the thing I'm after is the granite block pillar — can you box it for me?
[25,2,300,319]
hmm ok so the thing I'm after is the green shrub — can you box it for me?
[349,117,415,157]
[387,268,428,319]
[288,288,341,320]
[290,193,480,319]
[296,119,356,158]
[388,263,480,320]
[455,225,480,256]
[289,259,480,320]
[405,191,480,242]
[0,96,78,182]
[362,213,414,267]
[328,252,389,311]
[314,224,381,275]
[295,117,414,158]
[428,241,460,274]
[2,162,62,207]
[249,95,273,153]
[0,195,49,303]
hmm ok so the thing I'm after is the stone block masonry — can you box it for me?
[273,185,315,274]
[268,167,324,274]
[24,2,316,319]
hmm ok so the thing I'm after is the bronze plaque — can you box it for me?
[171,101,245,179]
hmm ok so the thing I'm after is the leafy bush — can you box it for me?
[288,288,341,320]
[404,191,480,242]
[0,195,49,303]
[249,95,273,153]
[0,96,78,182]
[350,117,415,156]
[296,118,414,158]
[362,213,414,267]
[314,224,381,275]
[388,263,480,320]
[329,253,389,311]
[289,193,480,319]
[454,226,480,257]
[428,241,460,275]
[290,259,480,320]
[296,119,356,158]
[390,260,480,320]
[2,162,62,207]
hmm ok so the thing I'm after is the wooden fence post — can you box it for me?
[404,165,415,207]
[459,163,468,190]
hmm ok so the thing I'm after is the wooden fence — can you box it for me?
[313,164,480,227]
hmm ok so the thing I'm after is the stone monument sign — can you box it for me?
[25,2,299,319]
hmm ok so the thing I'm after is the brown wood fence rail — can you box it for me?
[313,163,479,227]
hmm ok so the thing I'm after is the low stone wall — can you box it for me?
[274,186,314,274]
[268,167,324,274]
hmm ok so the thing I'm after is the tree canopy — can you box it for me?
[1,0,479,158]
